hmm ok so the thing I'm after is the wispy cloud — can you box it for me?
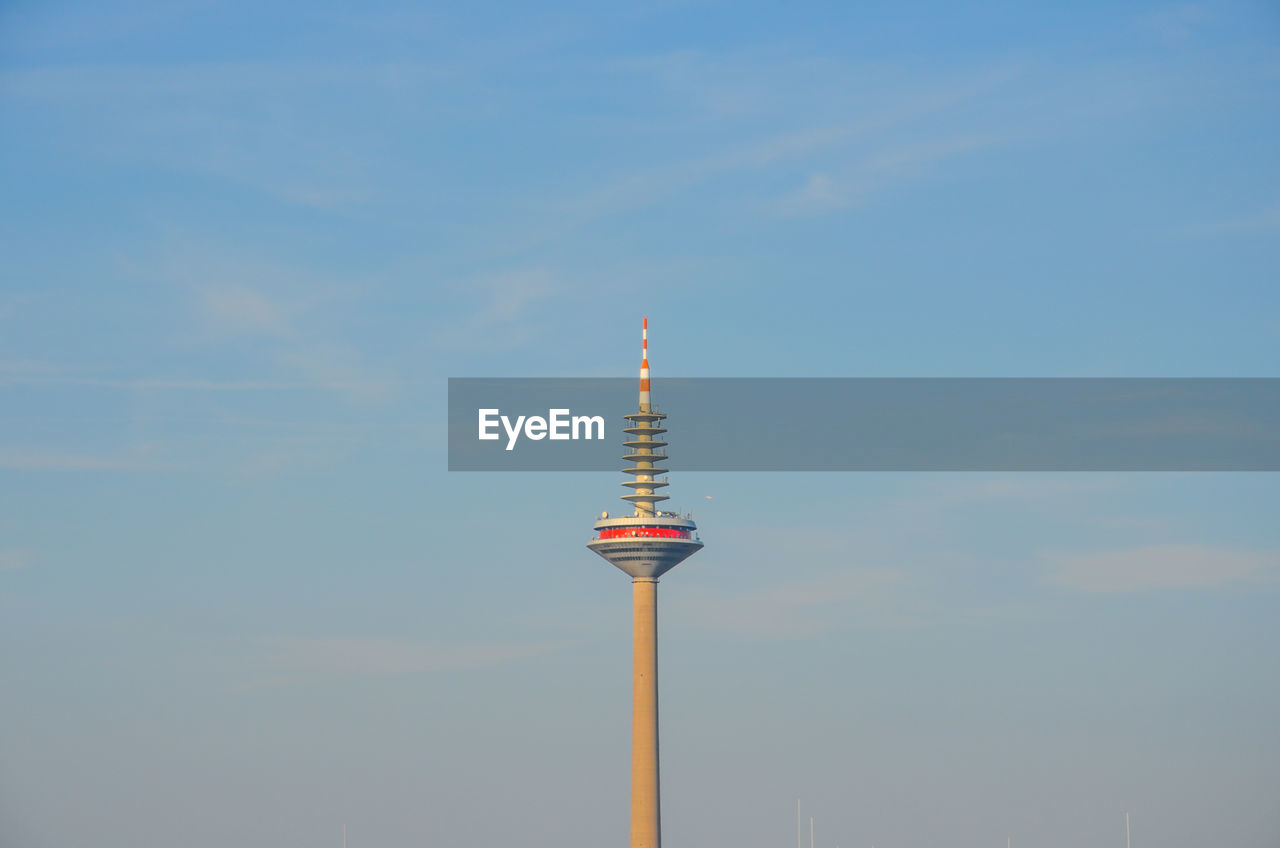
[0,373,348,391]
[0,549,31,572]
[0,359,62,377]
[0,60,400,211]
[433,267,564,351]
[776,132,1008,217]
[556,74,1017,227]
[1137,3,1215,44]
[1046,544,1280,593]
[863,474,1126,521]
[0,59,439,100]
[264,636,569,676]
[673,569,906,638]
[432,60,1033,258]
[783,172,843,214]
[0,450,141,471]
[0,351,384,395]
[199,286,295,337]
[1183,205,1280,237]
[163,253,397,400]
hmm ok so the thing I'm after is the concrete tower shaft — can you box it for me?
[586,318,703,848]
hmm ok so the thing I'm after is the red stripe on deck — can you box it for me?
[599,527,691,539]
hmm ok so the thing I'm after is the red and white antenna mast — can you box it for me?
[640,316,651,412]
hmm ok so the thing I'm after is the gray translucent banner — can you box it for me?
[448,378,1280,471]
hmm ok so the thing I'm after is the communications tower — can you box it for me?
[587,318,703,848]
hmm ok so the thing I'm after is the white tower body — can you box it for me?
[587,318,704,848]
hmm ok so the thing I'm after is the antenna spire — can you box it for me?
[639,316,651,412]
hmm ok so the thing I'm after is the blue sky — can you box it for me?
[2,2,1278,846]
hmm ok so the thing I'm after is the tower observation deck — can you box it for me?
[587,318,703,848]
